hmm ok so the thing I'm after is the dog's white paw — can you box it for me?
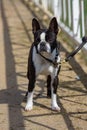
[25,103,33,111]
[51,104,60,111]
[25,92,33,111]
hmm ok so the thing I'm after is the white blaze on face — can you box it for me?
[40,32,46,41]
[39,32,51,53]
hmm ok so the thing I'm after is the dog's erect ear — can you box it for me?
[32,18,40,34]
[49,17,58,35]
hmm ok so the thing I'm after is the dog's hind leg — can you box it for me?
[47,75,51,98]
[51,76,60,111]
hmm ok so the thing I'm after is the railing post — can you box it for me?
[68,0,71,27]
[72,0,80,38]
[34,0,39,5]
[63,0,66,22]
[53,0,58,17]
[42,0,48,10]
[81,0,85,36]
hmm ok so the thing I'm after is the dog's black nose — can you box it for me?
[40,42,47,52]
[40,42,45,47]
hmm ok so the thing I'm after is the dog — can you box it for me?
[25,17,61,111]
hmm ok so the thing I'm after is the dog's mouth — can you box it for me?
[39,45,47,52]
[38,43,51,57]
[39,50,51,57]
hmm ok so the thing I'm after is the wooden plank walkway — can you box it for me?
[0,0,87,130]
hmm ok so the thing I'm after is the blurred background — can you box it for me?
[0,0,87,130]
[32,0,87,50]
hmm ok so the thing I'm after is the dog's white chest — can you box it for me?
[32,47,59,77]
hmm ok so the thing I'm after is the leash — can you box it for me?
[38,52,57,65]
[37,42,60,67]
[38,36,87,67]
[64,36,87,62]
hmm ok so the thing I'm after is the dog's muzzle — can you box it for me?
[39,42,47,52]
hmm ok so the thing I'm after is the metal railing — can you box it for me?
[32,0,87,50]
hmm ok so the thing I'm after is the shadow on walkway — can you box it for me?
[0,0,87,130]
[0,0,25,129]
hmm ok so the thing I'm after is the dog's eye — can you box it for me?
[46,32,55,43]
[36,37,40,42]
[34,33,40,42]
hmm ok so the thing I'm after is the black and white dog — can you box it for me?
[25,17,61,111]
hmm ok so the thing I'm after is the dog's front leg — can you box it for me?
[25,76,36,111]
[51,75,60,111]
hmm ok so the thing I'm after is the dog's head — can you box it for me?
[32,17,59,55]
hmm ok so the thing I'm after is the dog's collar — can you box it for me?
[36,47,60,67]
[35,37,87,67]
